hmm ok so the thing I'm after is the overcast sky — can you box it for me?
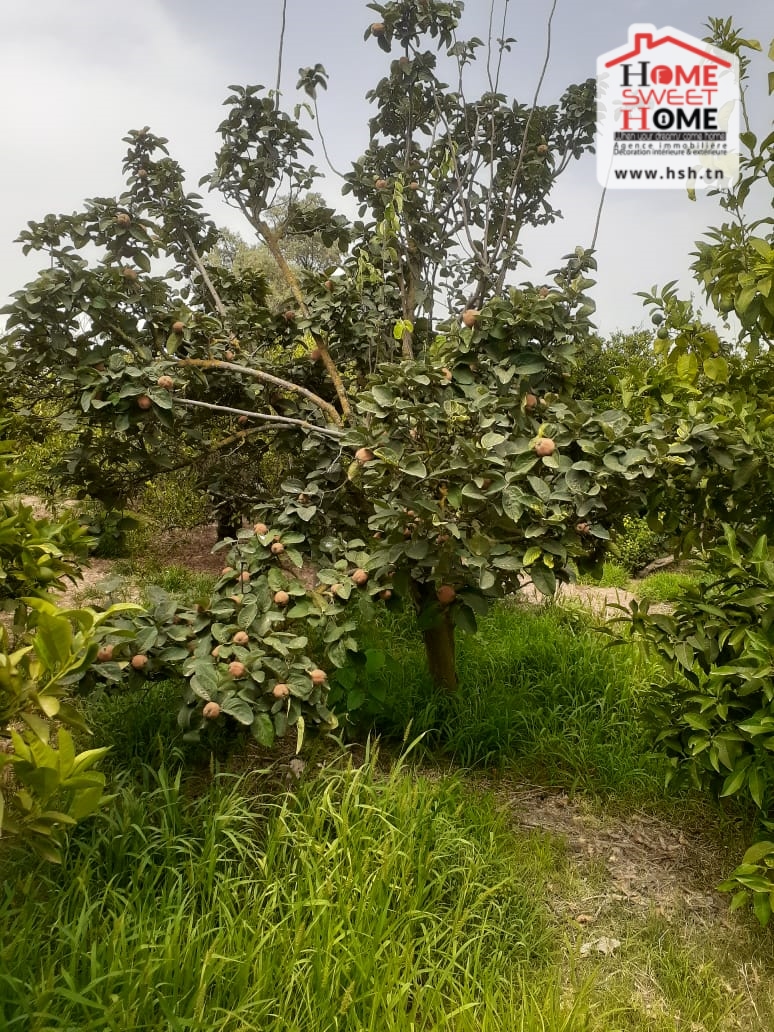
[0,0,770,335]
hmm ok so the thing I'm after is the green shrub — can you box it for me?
[0,597,142,860]
[628,526,774,808]
[627,526,774,924]
[136,470,211,531]
[78,503,144,558]
[0,438,91,600]
[610,514,667,573]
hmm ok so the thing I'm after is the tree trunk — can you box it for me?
[422,609,457,692]
[215,499,243,541]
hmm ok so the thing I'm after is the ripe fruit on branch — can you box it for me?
[271,542,285,555]
[157,375,174,390]
[239,570,251,583]
[436,585,456,606]
[309,347,323,361]
[351,568,369,587]
[330,583,344,597]
[409,181,420,190]
[96,645,114,662]
[537,143,549,156]
[374,178,388,190]
[121,267,138,281]
[171,320,185,334]
[233,631,249,646]
[228,661,247,678]
[441,367,452,381]
[203,701,221,719]
[137,168,148,179]
[538,286,550,298]
[254,522,268,535]
[380,589,393,601]
[461,309,480,328]
[283,310,296,321]
[525,393,538,412]
[137,395,152,411]
[272,682,290,699]
[221,566,234,576]
[211,645,221,657]
[370,22,386,36]
[273,590,290,606]
[576,522,591,535]
[224,350,235,361]
[115,213,131,227]
[309,668,327,686]
[534,438,556,457]
[355,447,375,464]
[131,654,148,670]
[238,415,249,426]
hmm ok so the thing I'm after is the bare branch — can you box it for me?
[256,218,352,419]
[491,0,560,296]
[182,229,229,321]
[275,0,288,100]
[174,357,342,425]
[174,396,344,439]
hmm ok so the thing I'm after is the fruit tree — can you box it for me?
[0,2,742,697]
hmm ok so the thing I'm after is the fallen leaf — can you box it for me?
[580,936,621,957]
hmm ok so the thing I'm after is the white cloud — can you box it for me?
[0,0,230,299]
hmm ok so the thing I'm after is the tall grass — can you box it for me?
[0,757,603,1031]
[339,602,663,796]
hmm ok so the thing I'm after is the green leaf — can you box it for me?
[502,486,526,522]
[527,476,551,502]
[754,891,772,927]
[529,565,556,597]
[251,713,274,747]
[720,764,749,798]
[742,841,774,866]
[221,696,254,725]
[523,546,542,566]
[703,356,729,382]
[402,458,427,478]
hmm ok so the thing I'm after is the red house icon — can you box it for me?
[605,32,732,70]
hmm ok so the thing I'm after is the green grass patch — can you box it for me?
[634,570,699,603]
[0,757,606,1031]
[332,602,664,799]
[576,560,631,588]
[137,562,217,607]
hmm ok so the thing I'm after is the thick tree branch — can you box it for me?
[174,357,342,425]
[256,217,352,419]
[174,397,344,439]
